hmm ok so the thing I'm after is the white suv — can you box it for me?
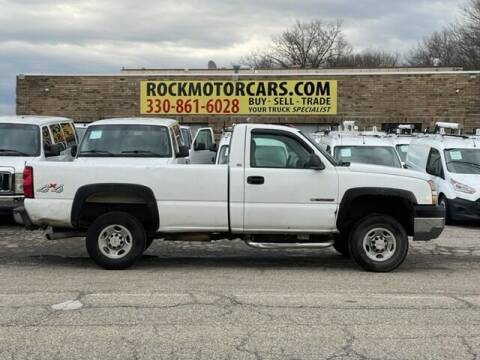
[407,133,480,221]
[0,116,77,219]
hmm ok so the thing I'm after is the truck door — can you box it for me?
[243,128,338,233]
[189,128,215,164]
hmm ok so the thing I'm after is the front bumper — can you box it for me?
[447,197,480,222]
[413,205,445,241]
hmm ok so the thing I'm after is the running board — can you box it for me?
[245,240,334,250]
[45,228,86,240]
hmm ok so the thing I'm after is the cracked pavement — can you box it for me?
[0,217,479,359]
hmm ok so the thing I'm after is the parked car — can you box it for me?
[73,118,190,165]
[406,130,480,222]
[316,132,403,168]
[17,123,444,272]
[0,116,77,220]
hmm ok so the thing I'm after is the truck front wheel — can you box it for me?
[349,215,408,272]
[86,212,147,270]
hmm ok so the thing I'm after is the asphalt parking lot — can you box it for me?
[0,217,479,360]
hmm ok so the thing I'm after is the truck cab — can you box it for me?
[0,116,77,220]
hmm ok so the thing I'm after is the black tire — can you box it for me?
[86,211,146,270]
[349,215,408,272]
[333,233,350,257]
[439,195,452,225]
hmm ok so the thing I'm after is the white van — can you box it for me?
[406,133,480,221]
[316,132,403,168]
[387,124,417,163]
[0,116,77,218]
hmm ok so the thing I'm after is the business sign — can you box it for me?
[140,80,337,115]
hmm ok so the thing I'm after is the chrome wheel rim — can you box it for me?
[362,228,396,262]
[98,225,133,259]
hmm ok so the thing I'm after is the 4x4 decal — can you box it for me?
[37,183,64,194]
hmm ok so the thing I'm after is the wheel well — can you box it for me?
[337,194,415,236]
[71,184,159,231]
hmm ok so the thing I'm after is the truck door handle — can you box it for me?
[247,176,264,185]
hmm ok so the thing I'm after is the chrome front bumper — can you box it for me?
[413,205,445,241]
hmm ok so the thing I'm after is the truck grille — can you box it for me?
[0,172,13,193]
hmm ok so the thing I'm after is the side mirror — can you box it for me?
[71,145,78,157]
[176,145,190,158]
[306,154,325,170]
[209,143,218,152]
[194,142,206,151]
[402,162,408,169]
[44,144,62,157]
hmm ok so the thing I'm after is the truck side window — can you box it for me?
[42,126,53,152]
[49,124,66,150]
[60,123,77,146]
[426,148,444,178]
[251,133,312,169]
[172,125,186,147]
[170,128,180,154]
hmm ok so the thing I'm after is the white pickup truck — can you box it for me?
[16,124,445,272]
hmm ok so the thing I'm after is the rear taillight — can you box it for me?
[23,166,34,199]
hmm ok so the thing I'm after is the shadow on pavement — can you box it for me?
[0,251,459,273]
[0,215,16,226]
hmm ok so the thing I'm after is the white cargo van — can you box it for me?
[0,116,77,219]
[316,133,403,168]
[406,129,480,222]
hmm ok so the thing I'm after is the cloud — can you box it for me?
[0,0,462,115]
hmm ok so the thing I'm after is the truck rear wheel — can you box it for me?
[86,212,146,270]
[349,215,408,272]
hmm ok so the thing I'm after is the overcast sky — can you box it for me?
[0,0,463,115]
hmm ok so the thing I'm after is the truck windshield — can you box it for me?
[444,148,480,174]
[79,125,172,158]
[0,123,40,156]
[334,146,402,168]
[396,144,409,162]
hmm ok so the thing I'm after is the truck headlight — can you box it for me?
[428,180,438,205]
[14,173,24,194]
[450,179,476,194]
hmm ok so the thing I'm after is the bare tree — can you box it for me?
[456,0,480,69]
[241,20,352,68]
[406,28,461,67]
[333,50,399,68]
